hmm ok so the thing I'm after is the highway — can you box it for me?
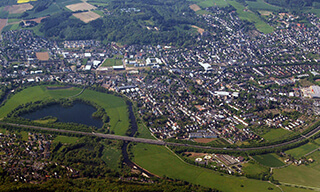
[1,121,320,151]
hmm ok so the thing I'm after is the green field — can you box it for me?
[246,0,282,11]
[273,151,320,188]
[53,135,79,144]
[101,141,121,170]
[252,153,285,167]
[242,161,269,176]
[101,58,123,67]
[0,85,129,135]
[24,3,61,19]
[197,0,229,8]
[227,0,274,34]
[133,143,281,192]
[261,128,292,142]
[285,142,320,159]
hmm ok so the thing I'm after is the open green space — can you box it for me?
[280,186,315,192]
[260,128,292,142]
[24,3,61,19]
[78,89,129,135]
[197,0,229,8]
[101,141,121,170]
[53,135,78,144]
[314,137,320,145]
[246,0,282,11]
[285,142,320,159]
[227,0,274,34]
[20,131,29,141]
[132,143,280,192]
[101,58,123,67]
[273,151,320,188]
[242,161,269,176]
[0,85,129,136]
[252,153,285,167]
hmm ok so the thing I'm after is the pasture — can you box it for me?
[260,128,292,142]
[66,2,97,11]
[285,142,320,158]
[132,143,281,192]
[101,141,121,170]
[246,0,281,11]
[73,11,101,23]
[273,151,320,188]
[252,153,285,167]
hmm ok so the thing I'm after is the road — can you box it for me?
[1,121,320,151]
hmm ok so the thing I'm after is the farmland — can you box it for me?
[285,142,320,158]
[5,3,33,14]
[246,0,282,11]
[132,143,284,192]
[252,153,285,167]
[66,2,97,11]
[260,128,293,142]
[73,11,101,23]
[273,151,320,188]
[17,0,37,4]
[0,19,7,33]
[53,135,79,144]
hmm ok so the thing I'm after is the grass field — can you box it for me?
[260,128,292,142]
[246,0,281,11]
[101,58,123,67]
[242,161,269,176]
[252,153,285,167]
[53,135,79,144]
[285,142,320,158]
[133,143,281,192]
[273,151,320,188]
[195,0,229,8]
[227,0,274,34]
[24,3,61,19]
[101,141,121,170]
[0,85,130,136]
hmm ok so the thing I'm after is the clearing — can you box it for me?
[73,11,101,23]
[191,25,205,35]
[66,2,97,11]
[36,52,49,61]
[0,19,7,33]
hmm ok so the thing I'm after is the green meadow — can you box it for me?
[261,128,293,142]
[285,142,320,159]
[252,153,285,167]
[133,143,281,192]
[53,135,79,144]
[0,85,129,136]
[273,151,320,188]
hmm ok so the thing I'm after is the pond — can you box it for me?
[21,102,103,128]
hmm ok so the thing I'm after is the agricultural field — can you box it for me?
[53,135,79,144]
[252,153,285,167]
[36,52,50,61]
[0,85,130,135]
[190,4,201,12]
[17,0,37,4]
[66,2,97,11]
[273,151,320,188]
[242,161,269,176]
[227,0,274,34]
[285,142,320,159]
[246,0,282,11]
[133,143,291,192]
[5,3,33,14]
[73,11,101,23]
[23,3,61,19]
[192,0,229,8]
[0,19,7,33]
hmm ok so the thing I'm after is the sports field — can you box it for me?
[101,58,123,67]
[0,85,129,136]
[133,143,281,192]
[252,153,285,167]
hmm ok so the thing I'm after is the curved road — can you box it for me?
[1,121,320,151]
